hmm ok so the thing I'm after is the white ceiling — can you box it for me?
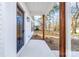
[24,2,56,16]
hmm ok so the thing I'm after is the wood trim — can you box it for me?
[59,2,66,57]
[17,2,24,14]
[43,15,45,40]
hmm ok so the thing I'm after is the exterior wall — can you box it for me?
[0,2,17,57]
[0,2,33,57]
[0,3,6,57]
[4,2,17,57]
[17,2,33,56]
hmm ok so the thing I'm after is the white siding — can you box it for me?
[0,2,33,57]
[0,2,16,57]
[0,3,5,57]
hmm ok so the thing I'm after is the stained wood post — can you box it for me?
[42,15,45,40]
[60,2,66,57]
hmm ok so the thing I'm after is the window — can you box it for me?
[17,3,24,52]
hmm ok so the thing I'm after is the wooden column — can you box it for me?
[42,15,45,40]
[60,2,66,57]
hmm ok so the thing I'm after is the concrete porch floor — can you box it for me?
[19,40,59,57]
[19,39,79,57]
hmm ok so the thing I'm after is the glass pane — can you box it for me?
[32,16,43,39]
[17,5,24,52]
[71,2,79,57]
[45,3,60,56]
[31,2,59,57]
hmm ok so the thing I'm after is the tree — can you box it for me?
[46,3,59,35]
[74,3,79,34]
[71,2,79,34]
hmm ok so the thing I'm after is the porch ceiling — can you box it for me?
[24,2,56,16]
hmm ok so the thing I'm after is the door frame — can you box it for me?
[17,3,25,52]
